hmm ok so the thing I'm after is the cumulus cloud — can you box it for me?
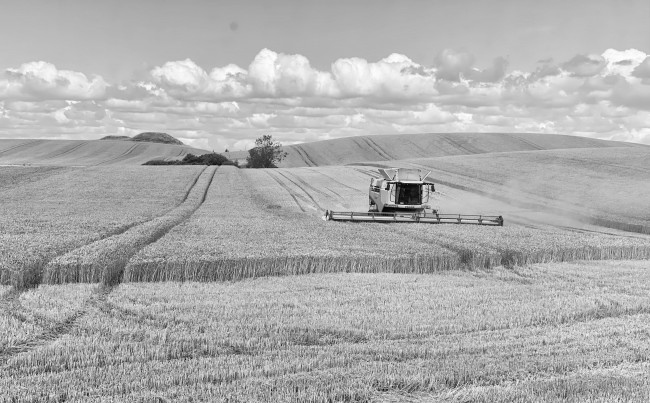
[150,59,250,100]
[602,48,647,77]
[1,48,650,148]
[466,56,509,83]
[561,54,606,77]
[331,53,436,100]
[1,61,107,100]
[434,49,475,81]
[632,57,650,79]
[248,48,337,97]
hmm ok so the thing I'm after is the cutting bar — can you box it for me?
[324,210,504,226]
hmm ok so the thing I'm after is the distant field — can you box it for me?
[2,261,650,402]
[0,139,208,166]
[397,146,650,233]
[225,132,645,167]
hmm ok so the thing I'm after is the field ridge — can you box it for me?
[224,132,645,167]
[0,139,209,166]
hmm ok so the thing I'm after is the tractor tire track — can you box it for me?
[502,133,545,151]
[564,156,650,175]
[325,187,343,199]
[0,168,218,365]
[0,284,113,365]
[281,170,333,201]
[292,146,313,166]
[40,141,86,160]
[352,167,380,179]
[275,170,326,210]
[293,145,317,167]
[442,135,482,155]
[265,170,307,212]
[362,136,392,160]
[291,172,347,203]
[309,169,362,193]
[94,143,141,166]
[0,140,44,156]
[179,166,207,203]
[0,290,58,330]
[351,137,377,160]
[359,137,384,159]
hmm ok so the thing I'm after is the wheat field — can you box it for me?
[122,165,650,282]
[0,165,204,286]
[1,134,649,401]
[2,261,650,402]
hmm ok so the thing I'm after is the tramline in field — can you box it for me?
[323,167,504,226]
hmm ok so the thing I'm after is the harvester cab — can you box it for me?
[324,167,503,226]
[369,168,435,213]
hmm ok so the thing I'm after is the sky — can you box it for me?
[0,0,649,150]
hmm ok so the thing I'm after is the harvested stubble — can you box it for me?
[43,166,217,284]
[0,284,93,352]
[4,261,650,401]
[0,165,204,285]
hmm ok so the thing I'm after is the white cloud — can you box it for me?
[601,48,647,78]
[631,57,650,79]
[248,48,336,97]
[434,49,475,82]
[1,61,107,100]
[1,49,650,147]
[561,54,606,77]
[332,53,437,100]
[151,59,250,100]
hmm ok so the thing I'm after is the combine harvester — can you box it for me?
[323,168,503,226]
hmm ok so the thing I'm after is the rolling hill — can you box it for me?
[225,132,646,167]
[0,139,209,166]
[395,146,650,234]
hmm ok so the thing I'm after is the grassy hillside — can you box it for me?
[225,132,645,167]
[0,139,208,166]
[100,132,185,145]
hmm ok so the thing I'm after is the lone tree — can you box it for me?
[246,134,287,168]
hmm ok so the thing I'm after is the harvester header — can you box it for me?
[324,167,503,226]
